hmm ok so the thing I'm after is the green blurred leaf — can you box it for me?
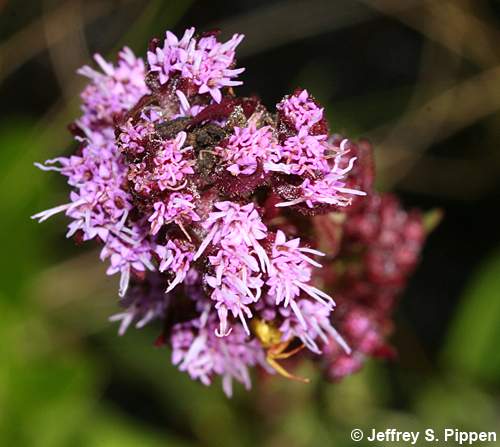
[415,379,499,435]
[441,248,500,381]
[0,297,98,446]
[97,328,258,447]
[82,408,192,447]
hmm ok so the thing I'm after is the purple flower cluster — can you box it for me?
[147,27,244,103]
[33,28,429,396]
[171,307,268,396]
[78,47,150,130]
[33,46,154,298]
[217,123,275,176]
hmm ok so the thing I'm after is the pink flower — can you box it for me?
[193,201,270,336]
[205,246,264,336]
[147,28,196,84]
[148,193,199,236]
[33,127,157,298]
[170,308,267,397]
[100,231,155,297]
[153,131,195,191]
[265,127,329,175]
[156,239,194,292]
[33,129,132,246]
[279,299,350,355]
[194,201,270,272]
[275,139,367,208]
[217,123,276,175]
[147,28,245,103]
[266,230,334,326]
[326,353,364,381]
[78,47,149,129]
[277,89,324,131]
[126,130,195,196]
[119,118,154,156]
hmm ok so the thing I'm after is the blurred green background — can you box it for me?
[1,0,500,446]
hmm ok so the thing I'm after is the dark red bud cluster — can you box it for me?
[314,141,427,381]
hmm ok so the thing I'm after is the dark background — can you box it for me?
[1,1,499,445]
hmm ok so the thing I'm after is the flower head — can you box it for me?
[277,89,324,131]
[126,130,195,196]
[32,129,153,297]
[193,201,270,336]
[275,139,366,208]
[78,47,149,130]
[265,127,329,175]
[170,309,267,397]
[156,239,195,292]
[217,123,276,175]
[148,193,199,235]
[195,201,269,272]
[100,231,154,297]
[118,118,154,157]
[205,245,264,336]
[147,28,245,103]
[32,27,429,395]
[266,230,333,326]
[279,299,350,355]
